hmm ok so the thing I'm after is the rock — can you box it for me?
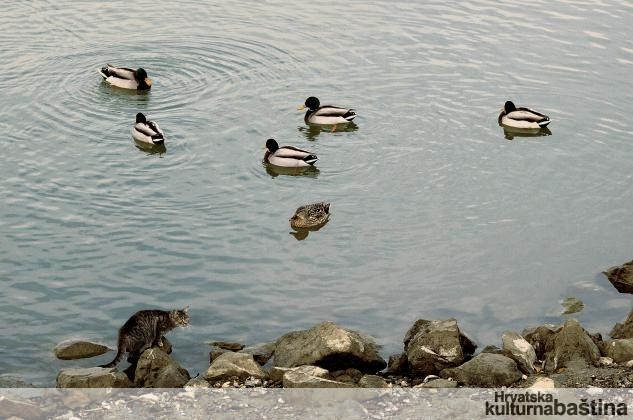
[57,367,132,388]
[404,318,473,377]
[54,339,112,360]
[501,331,537,374]
[204,352,267,382]
[273,321,386,373]
[415,378,457,388]
[0,396,46,420]
[522,324,561,360]
[244,377,262,387]
[184,377,210,388]
[134,347,190,388]
[530,377,555,388]
[600,339,633,363]
[282,365,356,388]
[209,346,229,364]
[611,308,633,339]
[480,345,505,355]
[61,389,90,409]
[210,341,244,351]
[440,353,522,387]
[561,297,584,315]
[543,319,601,372]
[387,353,409,375]
[269,366,295,383]
[598,357,614,366]
[358,374,388,388]
[604,260,633,294]
[238,342,276,365]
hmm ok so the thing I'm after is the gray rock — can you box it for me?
[611,308,633,339]
[440,353,522,387]
[210,341,244,351]
[184,377,211,388]
[561,297,584,315]
[54,339,112,360]
[273,321,386,373]
[269,366,295,383]
[57,367,133,388]
[501,331,537,374]
[600,339,633,363]
[0,396,46,420]
[480,345,505,355]
[543,319,601,372]
[358,374,388,388]
[522,324,561,360]
[387,352,409,375]
[209,346,229,364]
[61,389,91,409]
[405,318,472,377]
[604,260,633,294]
[238,342,276,365]
[282,365,356,388]
[415,378,458,388]
[204,352,267,382]
[134,347,190,388]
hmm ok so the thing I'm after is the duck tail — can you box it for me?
[303,154,318,165]
[538,119,551,128]
[98,66,110,79]
[343,109,357,121]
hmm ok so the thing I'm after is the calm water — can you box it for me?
[2,0,633,385]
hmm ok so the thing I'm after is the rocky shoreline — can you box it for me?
[43,309,633,391]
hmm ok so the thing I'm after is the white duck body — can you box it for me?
[306,106,357,125]
[98,64,152,90]
[498,101,551,129]
[264,139,317,168]
[132,113,165,145]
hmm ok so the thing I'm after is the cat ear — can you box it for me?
[182,305,189,314]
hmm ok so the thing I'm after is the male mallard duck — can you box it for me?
[132,113,165,145]
[264,138,317,168]
[298,97,356,125]
[98,64,152,90]
[498,101,551,129]
[290,202,330,230]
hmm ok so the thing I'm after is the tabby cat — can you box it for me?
[100,307,189,368]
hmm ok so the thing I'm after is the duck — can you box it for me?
[98,64,152,90]
[290,202,330,230]
[498,101,551,129]
[132,113,165,145]
[264,138,317,168]
[298,97,356,125]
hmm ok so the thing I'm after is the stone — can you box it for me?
[273,321,386,373]
[598,356,614,366]
[209,346,229,364]
[530,377,555,388]
[600,339,633,363]
[238,342,276,365]
[358,374,388,388]
[184,377,210,388]
[204,352,267,382]
[415,378,457,388]
[387,353,409,375]
[404,318,472,377]
[134,348,190,388]
[269,366,295,383]
[611,308,633,339]
[561,297,584,315]
[282,365,356,388]
[440,353,522,387]
[57,367,133,388]
[0,396,46,420]
[604,261,633,294]
[543,319,601,372]
[54,339,112,360]
[480,345,505,355]
[210,341,244,351]
[501,331,537,374]
[522,324,561,360]
[61,390,90,409]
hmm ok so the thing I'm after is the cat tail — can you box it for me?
[99,345,125,368]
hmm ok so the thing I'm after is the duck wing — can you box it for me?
[506,107,549,123]
[135,122,162,138]
[104,64,136,80]
[275,146,315,159]
[147,121,164,138]
[313,106,356,119]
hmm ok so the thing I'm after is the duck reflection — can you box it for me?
[134,139,166,155]
[263,162,319,179]
[298,122,359,141]
[289,223,329,241]
[502,126,552,141]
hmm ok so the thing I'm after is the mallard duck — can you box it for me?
[132,113,164,145]
[264,138,317,168]
[290,202,330,230]
[298,97,356,125]
[498,101,551,129]
[98,64,152,90]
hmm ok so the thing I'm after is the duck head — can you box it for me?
[135,68,152,89]
[136,113,147,124]
[504,101,517,113]
[265,138,279,153]
[298,96,320,111]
